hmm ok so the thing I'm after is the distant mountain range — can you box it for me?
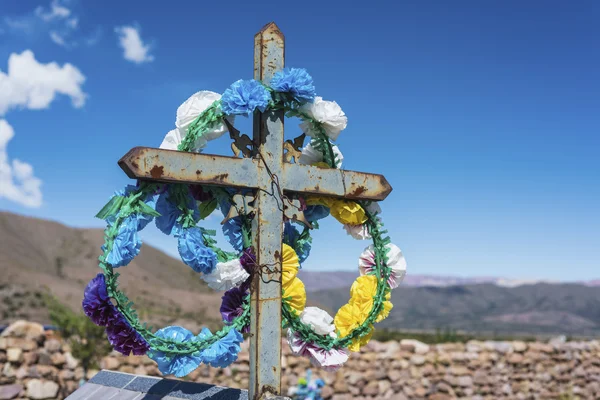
[310,282,600,337]
[1,211,599,337]
[297,271,600,291]
[0,211,222,332]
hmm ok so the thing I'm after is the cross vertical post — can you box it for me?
[117,21,393,400]
[249,22,285,399]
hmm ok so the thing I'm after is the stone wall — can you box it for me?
[1,321,600,399]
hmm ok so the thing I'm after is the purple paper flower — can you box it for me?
[239,247,256,292]
[240,247,256,275]
[106,314,150,356]
[82,274,119,326]
[189,185,212,202]
[220,287,250,333]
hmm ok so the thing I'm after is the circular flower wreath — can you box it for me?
[82,68,407,377]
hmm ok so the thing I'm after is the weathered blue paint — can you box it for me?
[115,21,392,400]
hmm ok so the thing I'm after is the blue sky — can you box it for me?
[0,0,598,281]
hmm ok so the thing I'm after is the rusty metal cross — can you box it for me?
[118,22,392,400]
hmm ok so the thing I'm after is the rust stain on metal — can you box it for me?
[196,170,201,175]
[350,185,367,197]
[259,385,279,399]
[215,173,229,181]
[150,165,164,179]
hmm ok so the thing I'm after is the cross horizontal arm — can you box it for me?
[119,147,393,201]
[118,147,259,189]
[282,163,392,201]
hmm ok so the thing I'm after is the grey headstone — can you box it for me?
[66,370,249,400]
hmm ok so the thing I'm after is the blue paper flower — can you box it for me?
[148,326,202,377]
[106,215,141,267]
[106,185,156,230]
[223,216,244,252]
[304,205,330,223]
[155,188,198,236]
[155,191,182,235]
[217,197,232,217]
[284,222,311,264]
[270,68,316,104]
[178,227,217,274]
[221,79,271,116]
[199,328,243,368]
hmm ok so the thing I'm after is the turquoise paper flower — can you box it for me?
[198,328,243,368]
[155,188,199,236]
[304,205,330,223]
[223,216,244,252]
[270,68,316,104]
[221,79,271,116]
[106,215,141,267]
[178,227,217,274]
[106,185,156,230]
[148,326,202,377]
[284,222,311,264]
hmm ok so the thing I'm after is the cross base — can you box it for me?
[66,370,260,400]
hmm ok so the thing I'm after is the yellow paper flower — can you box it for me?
[282,244,299,290]
[375,301,393,323]
[329,200,367,225]
[305,196,333,208]
[350,275,392,323]
[283,277,306,316]
[350,275,378,302]
[334,302,373,352]
[312,161,331,168]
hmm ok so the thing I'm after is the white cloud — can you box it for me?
[0,50,87,115]
[49,31,67,47]
[3,1,92,48]
[3,16,36,34]
[115,25,154,64]
[35,0,71,21]
[0,120,42,208]
[67,17,78,29]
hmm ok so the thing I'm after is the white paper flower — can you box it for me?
[176,90,234,141]
[359,243,407,289]
[299,142,343,168]
[300,307,336,336]
[365,202,382,216]
[343,223,371,240]
[299,96,347,141]
[308,344,349,372]
[159,127,207,152]
[287,330,349,372]
[201,259,249,291]
[159,129,182,151]
[343,202,382,240]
